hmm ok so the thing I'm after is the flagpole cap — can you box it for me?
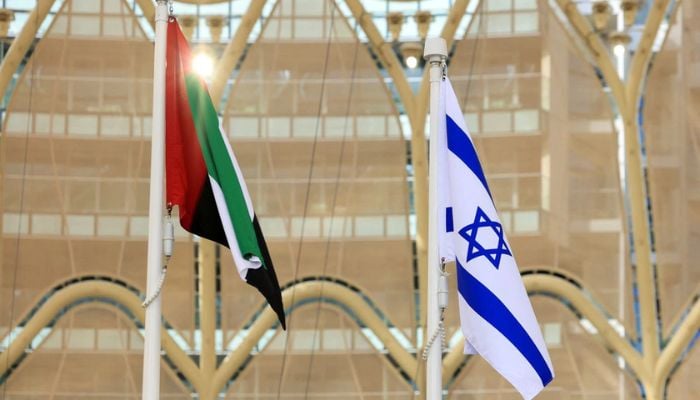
[423,37,447,61]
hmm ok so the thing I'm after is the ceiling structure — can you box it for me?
[0,0,698,399]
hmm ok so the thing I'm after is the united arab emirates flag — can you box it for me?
[164,19,286,329]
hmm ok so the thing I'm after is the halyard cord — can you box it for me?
[422,260,449,361]
[141,265,168,308]
[142,212,174,308]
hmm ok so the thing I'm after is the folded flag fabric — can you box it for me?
[437,77,553,398]
[164,19,285,329]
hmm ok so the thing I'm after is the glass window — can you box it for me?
[322,329,351,350]
[34,113,51,135]
[103,15,133,37]
[514,0,538,10]
[514,11,538,33]
[323,216,347,238]
[513,210,539,232]
[130,330,144,350]
[68,115,98,136]
[3,212,29,234]
[488,0,512,12]
[266,117,291,138]
[66,328,95,350]
[101,115,130,136]
[102,0,123,14]
[72,0,101,13]
[482,111,512,132]
[259,217,287,238]
[295,0,325,17]
[41,329,63,349]
[487,13,511,35]
[230,117,259,138]
[32,214,62,235]
[129,216,149,236]
[292,116,318,138]
[291,216,320,237]
[514,109,539,131]
[66,215,95,236]
[465,112,480,133]
[386,215,407,237]
[6,112,30,134]
[292,329,320,351]
[356,115,385,137]
[97,329,127,350]
[355,216,383,236]
[543,323,562,347]
[325,116,352,138]
[97,216,127,236]
[70,15,101,36]
[295,19,325,39]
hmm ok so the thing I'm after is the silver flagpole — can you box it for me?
[142,1,169,399]
[424,37,448,400]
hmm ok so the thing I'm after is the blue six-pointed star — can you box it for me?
[458,207,512,269]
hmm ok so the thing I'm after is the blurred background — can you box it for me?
[0,0,698,398]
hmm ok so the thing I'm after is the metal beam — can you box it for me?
[198,240,218,400]
[209,0,268,105]
[211,279,417,396]
[551,0,672,385]
[654,298,700,397]
[0,280,204,392]
[0,0,56,105]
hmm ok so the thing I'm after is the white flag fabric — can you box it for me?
[437,78,554,399]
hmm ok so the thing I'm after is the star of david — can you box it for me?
[457,207,512,269]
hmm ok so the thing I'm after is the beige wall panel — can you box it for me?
[644,2,700,334]
[1,0,197,352]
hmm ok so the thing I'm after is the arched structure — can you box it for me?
[0,0,698,399]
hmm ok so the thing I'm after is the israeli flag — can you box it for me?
[437,78,554,399]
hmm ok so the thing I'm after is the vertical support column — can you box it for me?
[199,239,218,399]
[142,2,169,400]
[423,37,447,400]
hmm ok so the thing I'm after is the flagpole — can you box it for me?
[142,2,169,400]
[424,38,448,400]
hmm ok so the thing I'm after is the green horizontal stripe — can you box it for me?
[184,73,263,265]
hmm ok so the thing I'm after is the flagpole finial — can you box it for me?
[423,37,447,61]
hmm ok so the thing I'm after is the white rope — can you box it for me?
[422,314,447,361]
[142,216,174,308]
[422,260,449,361]
[142,264,168,308]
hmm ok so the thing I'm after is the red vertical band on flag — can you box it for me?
[165,20,208,230]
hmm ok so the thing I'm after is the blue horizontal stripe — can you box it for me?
[456,260,553,387]
[446,115,492,199]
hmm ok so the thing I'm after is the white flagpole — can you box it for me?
[424,37,448,400]
[142,1,169,400]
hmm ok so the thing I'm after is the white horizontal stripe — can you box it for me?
[209,176,262,280]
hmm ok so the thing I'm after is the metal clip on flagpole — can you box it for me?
[424,37,448,400]
[422,259,448,361]
[142,2,169,400]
